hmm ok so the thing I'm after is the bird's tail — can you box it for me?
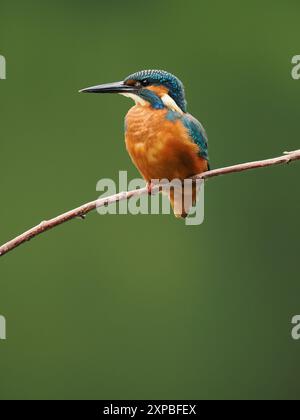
[168,181,199,219]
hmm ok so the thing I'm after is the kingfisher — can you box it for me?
[80,70,209,218]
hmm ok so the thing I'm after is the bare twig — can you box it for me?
[0,150,299,258]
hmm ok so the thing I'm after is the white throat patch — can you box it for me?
[120,93,147,106]
[120,92,183,114]
[161,94,183,114]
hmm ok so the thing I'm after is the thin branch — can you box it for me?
[0,150,299,258]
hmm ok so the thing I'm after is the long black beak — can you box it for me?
[79,81,137,94]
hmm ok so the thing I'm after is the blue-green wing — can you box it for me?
[182,113,209,163]
[165,110,210,166]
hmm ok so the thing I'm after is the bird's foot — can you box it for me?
[146,181,155,195]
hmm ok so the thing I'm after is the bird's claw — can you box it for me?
[147,181,154,195]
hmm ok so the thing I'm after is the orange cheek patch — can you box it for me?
[146,85,169,97]
[125,79,136,86]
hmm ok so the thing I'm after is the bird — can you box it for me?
[80,70,209,218]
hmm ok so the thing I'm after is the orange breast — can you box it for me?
[125,105,208,181]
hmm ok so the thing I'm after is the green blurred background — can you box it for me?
[0,0,299,400]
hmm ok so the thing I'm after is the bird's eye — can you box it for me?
[141,79,149,86]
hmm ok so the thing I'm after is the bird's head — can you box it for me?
[79,69,187,113]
